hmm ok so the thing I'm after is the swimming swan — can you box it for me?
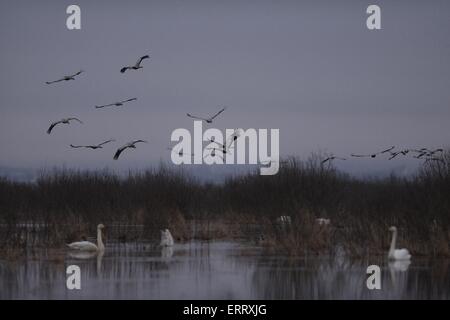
[388,226,411,260]
[67,224,105,252]
[160,229,174,247]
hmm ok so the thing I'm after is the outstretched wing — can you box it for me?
[98,139,115,147]
[380,146,395,154]
[203,149,224,161]
[411,148,429,153]
[120,67,130,73]
[113,146,127,160]
[351,154,371,158]
[388,152,400,160]
[209,107,227,120]
[119,98,137,104]
[45,78,64,85]
[70,144,84,148]
[131,139,148,145]
[414,153,427,159]
[413,149,429,156]
[96,102,117,109]
[67,117,83,124]
[215,142,228,151]
[226,129,242,149]
[135,55,150,67]
[70,70,83,77]
[186,113,208,121]
[208,138,225,149]
[47,121,60,134]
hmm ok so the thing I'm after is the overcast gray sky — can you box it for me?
[0,0,449,178]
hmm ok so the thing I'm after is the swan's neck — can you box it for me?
[389,230,397,255]
[97,228,105,251]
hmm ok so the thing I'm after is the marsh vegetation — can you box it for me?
[0,151,449,258]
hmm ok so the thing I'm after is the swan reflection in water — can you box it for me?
[161,246,174,259]
[3,241,450,299]
[67,250,104,275]
[389,259,411,289]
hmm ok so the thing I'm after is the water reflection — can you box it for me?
[161,246,174,259]
[388,260,410,292]
[0,241,449,299]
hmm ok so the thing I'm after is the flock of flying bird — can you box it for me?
[167,114,242,161]
[45,55,153,160]
[45,55,234,160]
[321,146,444,165]
[44,55,444,165]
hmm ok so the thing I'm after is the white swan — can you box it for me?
[67,251,98,259]
[389,260,411,272]
[388,226,411,260]
[160,229,174,247]
[67,224,105,252]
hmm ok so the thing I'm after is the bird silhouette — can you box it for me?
[321,155,347,164]
[113,140,148,160]
[120,55,150,73]
[351,146,395,158]
[187,107,227,124]
[70,139,115,150]
[45,70,83,84]
[95,98,137,109]
[47,117,83,134]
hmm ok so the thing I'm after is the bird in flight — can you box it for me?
[204,147,224,161]
[95,98,137,109]
[70,139,115,150]
[113,140,148,160]
[351,146,395,158]
[321,155,347,164]
[187,107,227,124]
[427,148,444,155]
[207,138,235,155]
[167,147,194,157]
[412,148,443,159]
[388,149,410,160]
[47,118,83,134]
[226,129,243,149]
[45,70,84,84]
[207,129,243,154]
[411,148,429,159]
[120,55,150,73]
[388,151,402,160]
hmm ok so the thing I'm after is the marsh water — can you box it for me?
[1,240,450,300]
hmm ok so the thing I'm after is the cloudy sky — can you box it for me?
[0,0,449,179]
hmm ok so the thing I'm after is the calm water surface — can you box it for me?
[1,241,449,299]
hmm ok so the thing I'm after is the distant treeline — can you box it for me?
[0,151,449,256]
